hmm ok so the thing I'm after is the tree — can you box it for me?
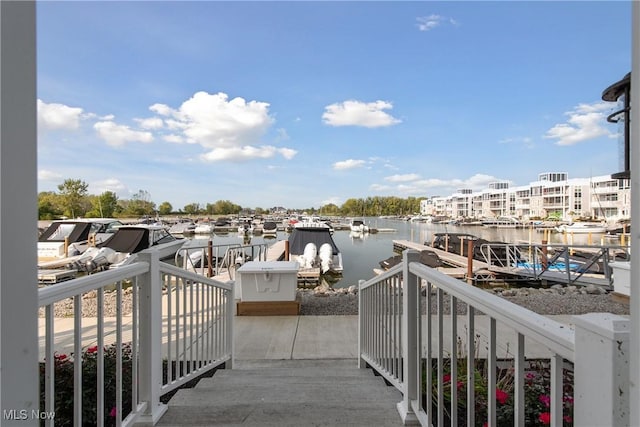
[183,203,201,215]
[57,178,89,218]
[124,189,156,217]
[38,191,63,219]
[85,191,119,218]
[158,201,173,216]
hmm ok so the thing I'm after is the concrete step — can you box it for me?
[156,365,404,426]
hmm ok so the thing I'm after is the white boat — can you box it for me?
[481,216,522,228]
[194,222,214,234]
[38,218,123,263]
[262,221,278,237]
[288,222,343,274]
[350,219,369,233]
[168,219,196,236]
[555,223,608,234]
[69,224,183,272]
[238,221,254,235]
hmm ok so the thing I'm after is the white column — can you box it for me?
[630,1,640,425]
[0,2,39,426]
[397,250,419,425]
[573,313,629,426]
[136,251,168,424]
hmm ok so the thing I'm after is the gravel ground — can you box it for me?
[299,290,630,316]
[41,287,630,318]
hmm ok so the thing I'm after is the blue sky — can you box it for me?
[36,1,632,210]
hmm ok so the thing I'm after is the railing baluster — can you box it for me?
[551,354,563,427]
[44,305,54,427]
[116,281,123,427]
[450,294,458,424]
[97,288,105,427]
[73,294,82,427]
[488,318,497,427]
[467,305,475,427]
[437,288,444,427]
[515,333,525,427]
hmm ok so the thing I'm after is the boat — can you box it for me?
[378,249,442,271]
[429,232,524,267]
[288,222,343,274]
[350,219,369,233]
[555,223,608,234]
[262,221,278,237]
[38,218,123,263]
[193,222,214,234]
[68,224,182,272]
[168,219,196,236]
[481,216,522,228]
[238,220,254,235]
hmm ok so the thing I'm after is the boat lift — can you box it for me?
[478,242,630,288]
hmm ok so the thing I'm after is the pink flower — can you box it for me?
[539,412,551,425]
[539,394,551,407]
[110,407,117,417]
[496,388,509,405]
[563,395,574,405]
[456,380,465,391]
[563,415,573,423]
[86,346,98,354]
[54,353,67,361]
[443,374,451,383]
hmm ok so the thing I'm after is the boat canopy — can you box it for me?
[39,221,92,243]
[99,227,150,254]
[288,227,340,255]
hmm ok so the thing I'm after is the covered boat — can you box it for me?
[38,218,122,262]
[288,222,343,273]
[69,225,182,272]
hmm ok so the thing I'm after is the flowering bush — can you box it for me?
[39,343,133,427]
[427,358,574,426]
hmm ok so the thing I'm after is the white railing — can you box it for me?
[175,240,269,279]
[359,249,630,426]
[38,242,234,427]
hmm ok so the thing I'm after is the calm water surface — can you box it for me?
[188,218,613,288]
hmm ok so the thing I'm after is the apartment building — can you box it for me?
[420,172,630,222]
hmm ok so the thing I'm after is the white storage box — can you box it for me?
[236,261,299,302]
[610,261,631,297]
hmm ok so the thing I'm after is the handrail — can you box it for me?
[409,262,575,360]
[159,262,233,291]
[39,262,148,306]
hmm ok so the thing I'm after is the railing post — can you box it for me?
[358,279,366,369]
[397,250,420,425]
[573,313,630,426]
[137,250,168,425]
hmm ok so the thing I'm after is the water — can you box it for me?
[184,218,618,288]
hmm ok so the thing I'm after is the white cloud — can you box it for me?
[38,169,63,181]
[91,178,128,196]
[544,102,613,146]
[371,173,500,196]
[135,117,164,129]
[148,91,297,162]
[278,147,298,160]
[385,173,420,183]
[416,14,459,32]
[333,159,367,170]
[37,99,84,131]
[199,145,297,162]
[322,100,401,128]
[94,121,154,147]
[321,197,342,206]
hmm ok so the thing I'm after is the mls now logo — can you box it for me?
[3,409,55,420]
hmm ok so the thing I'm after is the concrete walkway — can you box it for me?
[38,313,582,360]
